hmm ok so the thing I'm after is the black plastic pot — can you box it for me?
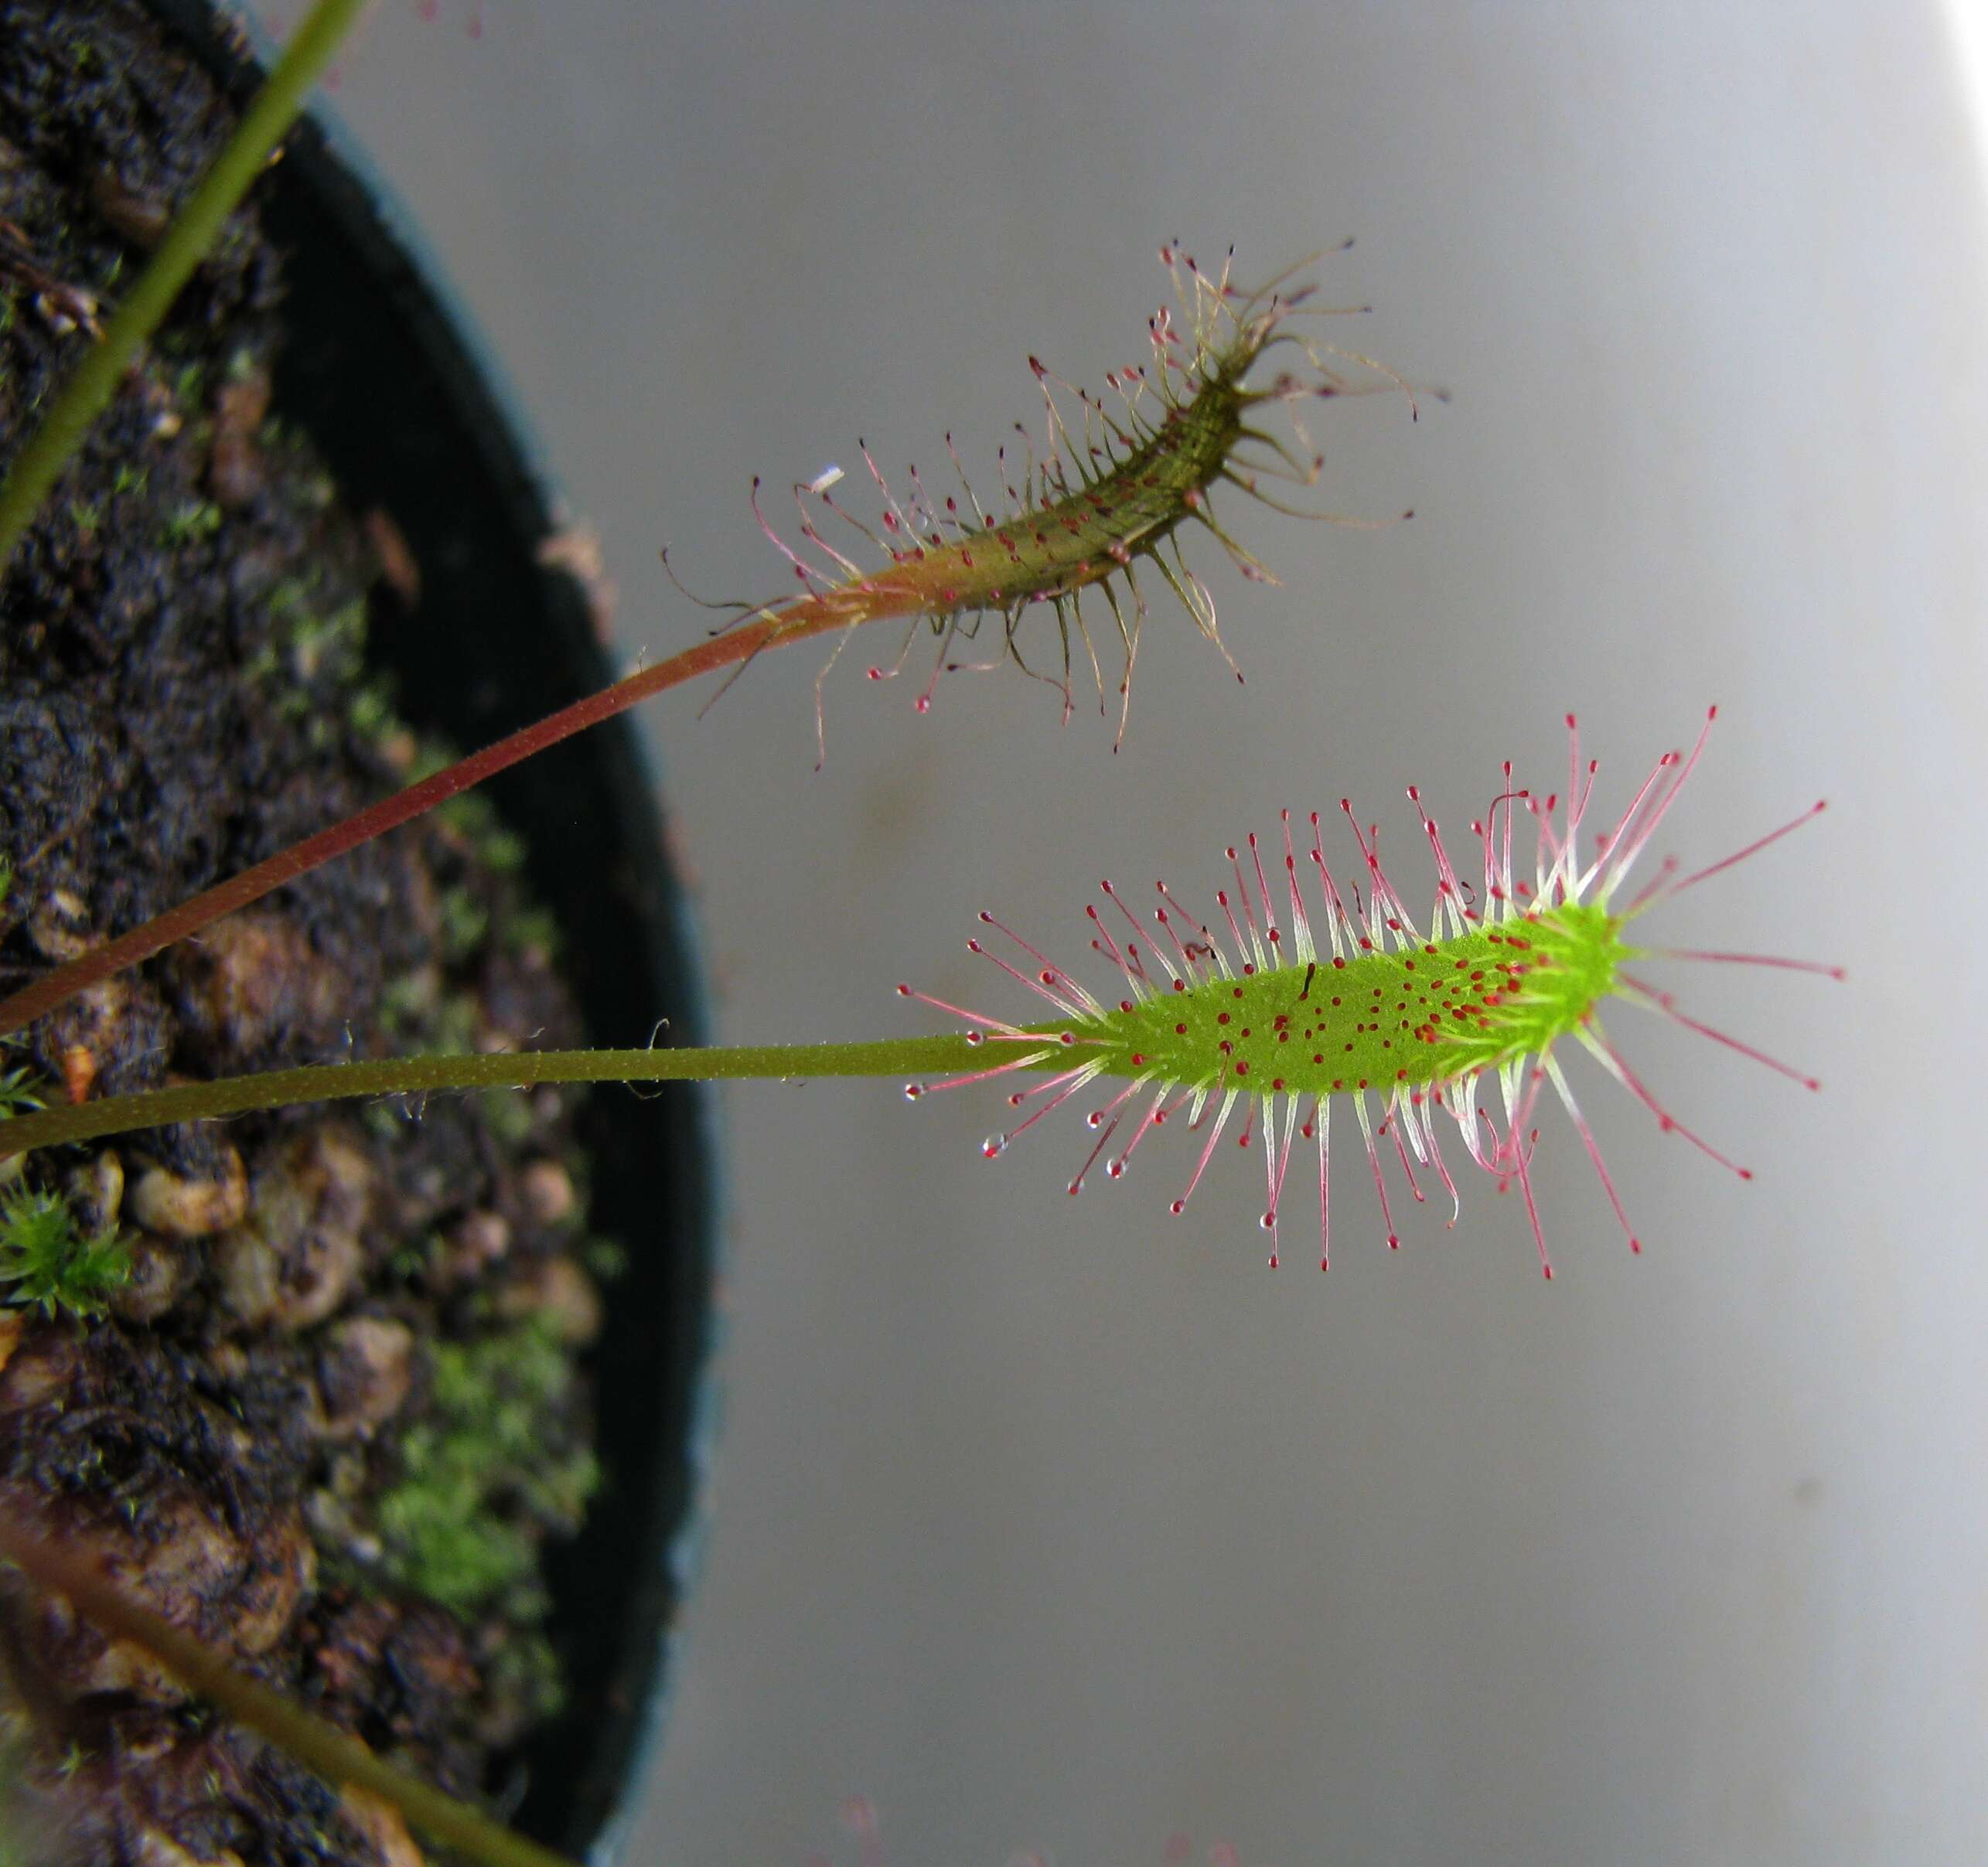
[141,4,718,1855]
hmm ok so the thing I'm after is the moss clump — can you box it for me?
[372,1316,599,1623]
[0,1184,129,1320]
[158,496,222,546]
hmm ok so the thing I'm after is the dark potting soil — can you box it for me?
[0,5,618,1861]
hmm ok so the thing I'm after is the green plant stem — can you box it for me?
[0,1516,575,1867]
[0,1032,1043,1158]
[0,0,374,574]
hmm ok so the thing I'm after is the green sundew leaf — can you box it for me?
[933,710,1831,1277]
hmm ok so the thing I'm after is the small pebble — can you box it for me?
[109,1233,187,1325]
[89,171,171,248]
[497,1256,602,1346]
[208,365,272,509]
[63,1150,123,1233]
[128,1144,247,1238]
[519,1158,576,1226]
[316,1316,415,1439]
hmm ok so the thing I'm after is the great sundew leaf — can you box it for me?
[904,710,1836,1276]
[697,242,1424,760]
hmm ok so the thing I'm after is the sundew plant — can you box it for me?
[0,5,1838,1867]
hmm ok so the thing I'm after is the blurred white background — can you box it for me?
[246,3,1988,1861]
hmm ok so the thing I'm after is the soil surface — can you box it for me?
[0,6,614,1862]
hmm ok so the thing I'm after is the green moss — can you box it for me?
[437,886,489,962]
[0,1184,130,1320]
[477,825,527,874]
[500,905,561,961]
[580,1235,627,1283]
[377,979,483,1062]
[427,990,482,1057]
[431,785,496,838]
[477,1085,535,1148]
[238,639,281,688]
[264,572,320,618]
[369,1317,598,1621]
[485,1632,566,1723]
[346,680,396,740]
[376,1452,537,1615]
[376,969,438,1034]
[404,744,453,788]
[384,1230,444,1283]
[160,498,223,547]
[0,1066,46,1118]
[285,596,367,683]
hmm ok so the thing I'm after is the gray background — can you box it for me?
[251,3,1988,1861]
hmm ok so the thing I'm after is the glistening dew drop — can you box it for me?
[901,709,1838,1276]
